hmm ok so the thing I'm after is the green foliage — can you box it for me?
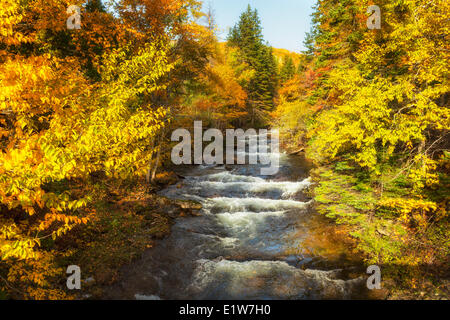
[274,1,449,291]
[280,56,296,83]
[227,5,278,125]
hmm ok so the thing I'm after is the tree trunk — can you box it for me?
[148,128,165,185]
[146,137,155,184]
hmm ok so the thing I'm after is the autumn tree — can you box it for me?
[227,5,278,126]
[0,1,210,298]
[273,0,449,274]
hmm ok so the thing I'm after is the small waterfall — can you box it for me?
[105,134,367,300]
[188,259,364,300]
[204,197,311,213]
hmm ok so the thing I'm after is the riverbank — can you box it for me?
[0,172,202,300]
[97,151,380,300]
[310,163,449,300]
[2,153,446,300]
[67,175,203,300]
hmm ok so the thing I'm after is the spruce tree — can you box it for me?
[227,5,278,126]
[86,0,107,12]
[280,56,295,83]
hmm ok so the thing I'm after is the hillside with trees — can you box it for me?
[0,0,448,300]
[273,0,449,298]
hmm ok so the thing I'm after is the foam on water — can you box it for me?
[118,152,368,300]
[217,211,286,235]
[217,210,286,225]
[198,171,265,183]
[204,197,311,213]
[197,178,311,198]
[163,172,311,201]
[188,259,365,300]
[216,211,293,254]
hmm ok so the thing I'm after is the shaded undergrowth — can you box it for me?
[311,161,449,300]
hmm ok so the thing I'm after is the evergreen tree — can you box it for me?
[227,5,278,125]
[86,0,107,12]
[280,56,295,83]
[228,4,263,65]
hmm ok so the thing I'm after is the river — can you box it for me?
[105,134,371,300]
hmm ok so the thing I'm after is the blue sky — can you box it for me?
[207,0,317,53]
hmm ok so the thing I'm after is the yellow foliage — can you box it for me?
[379,198,446,230]
[5,251,72,300]
[0,1,177,262]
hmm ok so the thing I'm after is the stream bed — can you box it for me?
[105,138,371,300]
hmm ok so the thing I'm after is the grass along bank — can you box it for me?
[310,160,449,300]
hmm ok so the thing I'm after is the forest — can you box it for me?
[0,0,448,300]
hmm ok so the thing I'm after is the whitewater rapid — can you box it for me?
[105,139,368,300]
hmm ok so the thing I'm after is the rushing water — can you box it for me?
[105,136,370,300]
